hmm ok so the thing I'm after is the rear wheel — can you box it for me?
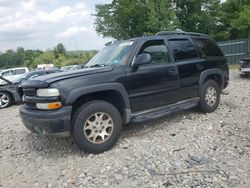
[0,92,12,109]
[199,80,220,113]
[73,100,122,153]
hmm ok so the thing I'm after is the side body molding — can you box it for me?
[199,68,225,96]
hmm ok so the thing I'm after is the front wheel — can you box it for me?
[199,80,220,113]
[72,100,122,154]
[0,92,12,109]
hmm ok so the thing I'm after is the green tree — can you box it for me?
[54,43,66,57]
[54,54,67,67]
[232,5,250,37]
[146,0,178,34]
[95,0,149,40]
[220,0,250,39]
[94,0,225,40]
[34,51,55,67]
[173,0,222,39]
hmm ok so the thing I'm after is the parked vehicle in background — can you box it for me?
[0,70,61,108]
[239,57,250,78]
[20,31,229,153]
[37,64,54,70]
[0,67,29,82]
[60,65,78,71]
[70,64,86,70]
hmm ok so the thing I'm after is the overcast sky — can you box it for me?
[0,0,112,52]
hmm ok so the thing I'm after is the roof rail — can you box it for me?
[155,31,208,37]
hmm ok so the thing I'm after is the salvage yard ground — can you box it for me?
[0,71,249,188]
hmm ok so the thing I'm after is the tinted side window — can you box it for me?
[193,38,223,57]
[14,69,26,75]
[139,40,171,64]
[168,39,199,61]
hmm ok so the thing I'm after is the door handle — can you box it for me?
[168,68,178,75]
[196,64,204,70]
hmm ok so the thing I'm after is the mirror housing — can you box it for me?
[0,73,2,78]
[132,53,152,71]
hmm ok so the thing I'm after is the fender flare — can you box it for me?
[199,68,224,96]
[65,83,131,123]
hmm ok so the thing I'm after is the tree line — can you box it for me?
[94,0,250,41]
[0,44,97,69]
[1,0,249,69]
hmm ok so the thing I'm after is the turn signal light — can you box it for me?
[36,102,62,110]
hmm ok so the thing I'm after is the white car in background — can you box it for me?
[0,67,29,82]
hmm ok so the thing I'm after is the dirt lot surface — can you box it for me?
[0,72,249,188]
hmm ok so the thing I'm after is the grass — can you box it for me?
[229,64,240,70]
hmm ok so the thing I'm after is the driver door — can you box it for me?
[126,40,179,112]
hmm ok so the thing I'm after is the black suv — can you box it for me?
[20,31,229,153]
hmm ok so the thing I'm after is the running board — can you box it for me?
[131,98,199,123]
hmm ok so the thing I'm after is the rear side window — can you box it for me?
[14,69,26,75]
[168,39,199,61]
[193,38,223,57]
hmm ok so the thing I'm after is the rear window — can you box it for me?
[14,69,26,75]
[168,39,199,61]
[193,38,223,57]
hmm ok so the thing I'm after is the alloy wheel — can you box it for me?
[0,93,10,108]
[83,112,114,144]
[205,86,217,107]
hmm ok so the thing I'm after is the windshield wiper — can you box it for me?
[85,64,107,68]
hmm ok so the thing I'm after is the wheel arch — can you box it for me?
[66,83,131,124]
[199,69,224,96]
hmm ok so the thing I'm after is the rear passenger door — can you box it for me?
[167,38,204,101]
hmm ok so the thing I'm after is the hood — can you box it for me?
[21,66,114,88]
[0,77,13,85]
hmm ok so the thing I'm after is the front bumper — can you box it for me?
[20,105,72,136]
[240,68,250,76]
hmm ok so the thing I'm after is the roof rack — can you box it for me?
[155,31,208,37]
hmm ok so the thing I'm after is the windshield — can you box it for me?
[85,41,133,67]
[11,73,28,83]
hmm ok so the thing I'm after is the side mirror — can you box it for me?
[0,73,2,77]
[132,53,152,71]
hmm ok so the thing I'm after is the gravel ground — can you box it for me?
[0,71,249,188]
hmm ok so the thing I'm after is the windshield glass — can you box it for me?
[11,73,28,83]
[85,41,133,67]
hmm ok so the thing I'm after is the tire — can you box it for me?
[72,100,122,154]
[199,80,220,113]
[0,92,12,109]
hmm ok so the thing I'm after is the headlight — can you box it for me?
[37,88,60,97]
